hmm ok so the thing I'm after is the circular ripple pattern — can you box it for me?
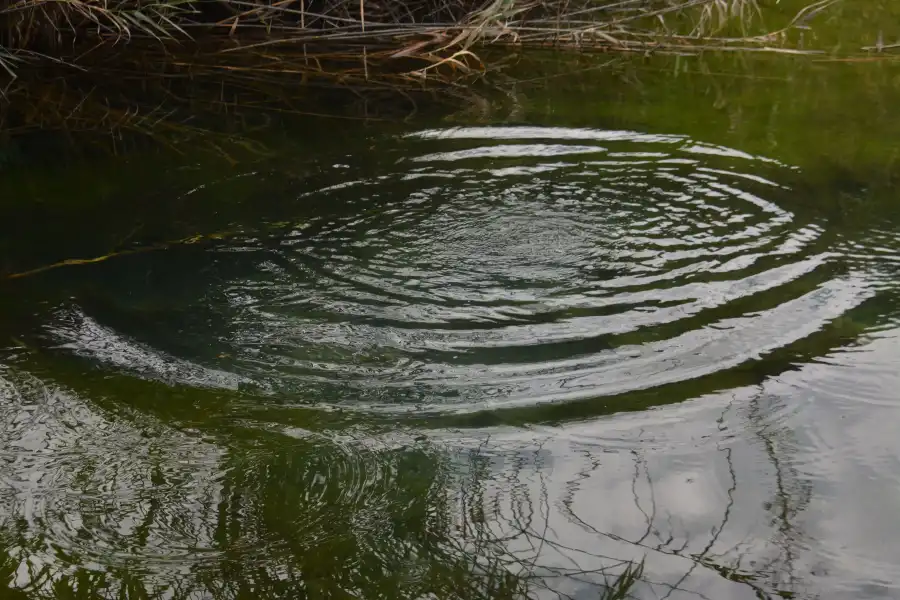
[48,126,874,414]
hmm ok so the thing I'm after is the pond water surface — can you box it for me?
[2,40,900,600]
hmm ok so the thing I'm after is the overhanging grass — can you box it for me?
[0,0,834,81]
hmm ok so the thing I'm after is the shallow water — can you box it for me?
[3,48,900,599]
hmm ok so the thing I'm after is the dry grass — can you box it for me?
[0,0,814,80]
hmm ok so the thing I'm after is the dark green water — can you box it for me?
[4,27,900,600]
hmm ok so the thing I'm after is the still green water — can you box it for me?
[4,16,900,600]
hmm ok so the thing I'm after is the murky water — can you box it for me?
[3,48,900,599]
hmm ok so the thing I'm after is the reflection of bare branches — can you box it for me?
[743,385,813,593]
[455,415,786,600]
[439,437,652,600]
[659,403,737,600]
[631,447,658,547]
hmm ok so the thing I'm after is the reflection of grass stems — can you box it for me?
[0,40,494,159]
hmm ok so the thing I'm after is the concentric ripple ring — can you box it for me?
[41,126,874,415]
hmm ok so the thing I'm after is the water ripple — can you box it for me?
[4,125,900,600]
[34,127,878,418]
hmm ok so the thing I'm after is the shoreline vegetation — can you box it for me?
[0,0,841,96]
[0,0,841,156]
[0,0,840,81]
